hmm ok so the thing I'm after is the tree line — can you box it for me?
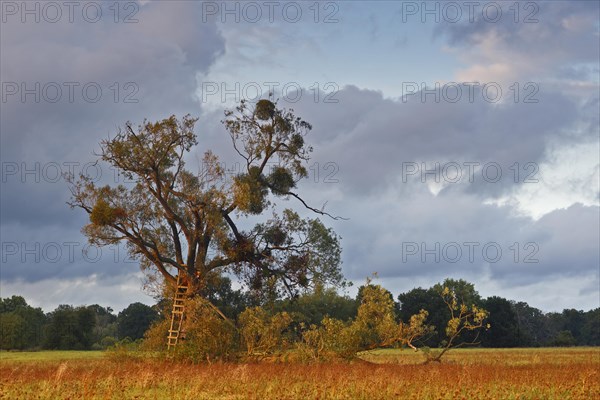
[0,296,158,350]
[1,278,598,351]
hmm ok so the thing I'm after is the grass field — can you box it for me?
[1,348,598,399]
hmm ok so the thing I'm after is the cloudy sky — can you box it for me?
[1,0,598,313]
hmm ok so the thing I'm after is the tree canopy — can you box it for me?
[68,100,345,298]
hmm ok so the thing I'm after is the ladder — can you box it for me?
[167,274,188,349]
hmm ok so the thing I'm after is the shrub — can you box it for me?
[140,319,169,352]
[238,307,293,355]
[296,317,361,361]
[171,297,238,363]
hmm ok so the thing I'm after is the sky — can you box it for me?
[1,0,599,313]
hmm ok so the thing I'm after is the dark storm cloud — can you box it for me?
[435,0,599,57]
[1,1,225,282]
[319,184,599,287]
[292,85,583,197]
[284,81,598,296]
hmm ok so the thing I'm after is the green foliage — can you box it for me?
[92,336,114,351]
[88,304,118,347]
[202,274,251,320]
[433,279,482,307]
[0,313,27,349]
[266,166,295,195]
[43,305,96,350]
[296,317,361,361]
[233,171,269,214]
[398,279,484,347]
[511,301,554,346]
[254,99,276,120]
[0,295,28,313]
[551,330,577,347]
[140,318,170,352]
[89,198,125,226]
[581,308,600,345]
[0,297,45,350]
[171,297,239,363]
[238,307,293,355]
[353,283,398,349]
[117,302,159,340]
[275,285,357,326]
[296,281,433,361]
[422,286,489,363]
[4,276,597,353]
[481,296,519,347]
[241,209,346,295]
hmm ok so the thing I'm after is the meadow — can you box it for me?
[1,348,598,399]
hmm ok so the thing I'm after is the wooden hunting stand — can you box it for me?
[167,274,188,349]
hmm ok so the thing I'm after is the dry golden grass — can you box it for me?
[0,348,598,399]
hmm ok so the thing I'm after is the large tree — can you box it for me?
[117,302,159,340]
[481,296,519,347]
[68,100,344,304]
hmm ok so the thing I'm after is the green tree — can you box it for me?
[0,313,26,349]
[551,330,577,347]
[481,296,519,347]
[117,302,159,340]
[298,281,433,360]
[0,295,27,313]
[397,287,446,346]
[203,274,251,320]
[511,301,553,346]
[560,309,586,344]
[398,279,482,347]
[44,305,96,350]
[581,308,600,345]
[0,296,46,349]
[276,284,357,326]
[87,304,117,346]
[432,279,482,308]
[238,306,293,355]
[67,100,345,314]
[424,286,489,363]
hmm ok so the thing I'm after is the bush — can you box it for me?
[552,330,577,347]
[140,319,170,352]
[296,317,361,361]
[238,307,293,356]
[92,336,118,350]
[170,297,238,363]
